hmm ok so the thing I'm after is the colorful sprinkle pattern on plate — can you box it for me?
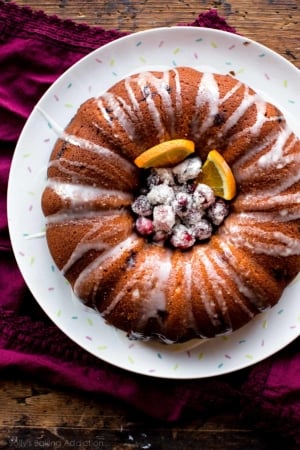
[7,27,300,379]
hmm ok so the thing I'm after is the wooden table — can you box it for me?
[1,1,299,448]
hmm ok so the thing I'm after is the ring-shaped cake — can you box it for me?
[41,67,300,344]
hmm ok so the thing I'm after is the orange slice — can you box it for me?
[198,150,236,200]
[134,139,195,168]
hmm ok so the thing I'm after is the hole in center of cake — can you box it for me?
[131,155,230,250]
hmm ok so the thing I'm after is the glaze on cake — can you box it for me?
[41,66,300,343]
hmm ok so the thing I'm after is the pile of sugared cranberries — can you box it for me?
[131,156,229,249]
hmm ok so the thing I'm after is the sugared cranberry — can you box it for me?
[170,224,195,249]
[147,184,175,206]
[153,204,175,232]
[192,183,215,208]
[176,191,190,207]
[207,198,229,225]
[173,192,193,218]
[146,169,161,188]
[183,208,205,226]
[131,195,153,216]
[172,157,202,183]
[191,219,213,240]
[135,216,154,236]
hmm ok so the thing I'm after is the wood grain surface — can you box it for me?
[1,1,299,449]
[0,377,290,449]
[9,0,300,68]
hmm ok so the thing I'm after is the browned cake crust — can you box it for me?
[41,67,300,343]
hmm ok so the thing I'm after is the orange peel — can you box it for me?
[134,139,195,169]
[198,150,236,200]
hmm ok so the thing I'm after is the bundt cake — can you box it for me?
[41,66,300,344]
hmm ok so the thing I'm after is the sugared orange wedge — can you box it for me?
[134,139,195,168]
[198,150,236,200]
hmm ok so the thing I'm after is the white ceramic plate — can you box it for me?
[7,27,300,379]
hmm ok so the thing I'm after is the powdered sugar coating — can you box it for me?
[207,198,230,225]
[132,195,153,216]
[132,156,229,247]
[172,157,202,183]
[153,204,176,232]
[193,183,215,208]
[147,184,175,205]
[170,224,196,249]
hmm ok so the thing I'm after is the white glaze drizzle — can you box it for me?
[235,210,300,224]
[38,106,135,175]
[97,92,137,140]
[232,129,279,180]
[192,72,220,137]
[210,249,255,316]
[173,68,183,123]
[48,158,96,184]
[135,71,167,139]
[222,88,259,134]
[258,124,293,168]
[217,241,269,311]
[237,191,300,216]
[132,70,181,138]
[224,220,300,256]
[96,69,183,142]
[228,100,267,142]
[235,130,298,183]
[62,241,108,275]
[73,234,138,299]
[61,217,129,274]
[138,251,172,326]
[199,250,233,332]
[183,260,196,330]
[46,208,127,225]
[101,250,172,326]
[47,180,133,205]
[63,134,136,181]
[191,247,221,329]
[48,154,134,190]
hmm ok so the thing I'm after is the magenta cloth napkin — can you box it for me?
[0,2,299,446]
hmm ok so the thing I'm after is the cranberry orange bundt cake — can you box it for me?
[41,66,300,344]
